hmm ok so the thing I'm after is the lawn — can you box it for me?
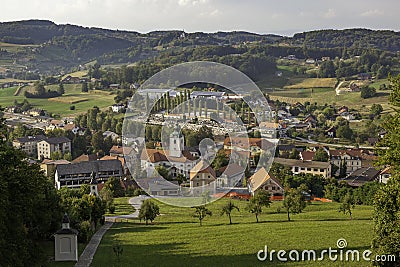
[0,84,117,117]
[105,197,136,217]
[268,86,390,110]
[92,198,375,267]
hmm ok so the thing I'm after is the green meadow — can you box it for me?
[0,84,116,117]
[92,198,374,267]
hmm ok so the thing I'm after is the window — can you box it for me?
[307,168,311,171]
[320,169,324,172]
[294,167,299,172]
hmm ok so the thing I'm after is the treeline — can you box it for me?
[285,28,400,52]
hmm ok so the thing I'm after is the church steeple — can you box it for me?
[169,124,184,158]
[89,171,99,197]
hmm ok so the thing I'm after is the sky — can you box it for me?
[1,0,399,36]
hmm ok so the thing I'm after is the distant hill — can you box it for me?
[1,20,400,75]
[280,28,400,52]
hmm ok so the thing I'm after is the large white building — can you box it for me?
[37,137,71,160]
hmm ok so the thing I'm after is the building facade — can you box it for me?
[37,137,71,160]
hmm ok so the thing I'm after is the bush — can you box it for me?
[360,86,376,99]
[70,105,76,110]
[77,220,93,243]
[108,204,116,214]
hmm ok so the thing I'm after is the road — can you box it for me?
[335,81,345,96]
[287,136,381,150]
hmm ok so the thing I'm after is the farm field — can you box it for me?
[284,78,338,89]
[92,198,374,267]
[0,84,116,117]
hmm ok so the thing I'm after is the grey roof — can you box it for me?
[190,91,225,98]
[42,136,71,144]
[55,228,78,235]
[341,167,380,187]
[56,160,123,176]
[15,135,46,143]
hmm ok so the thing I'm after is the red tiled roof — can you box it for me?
[141,148,196,163]
[300,151,315,161]
[72,154,98,163]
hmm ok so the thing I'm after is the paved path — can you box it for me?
[74,196,150,266]
[107,195,151,222]
[74,221,113,267]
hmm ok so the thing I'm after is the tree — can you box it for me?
[155,165,171,180]
[138,199,160,225]
[318,60,336,78]
[91,131,104,152]
[82,82,89,92]
[58,82,65,95]
[336,124,353,140]
[339,192,355,220]
[35,82,46,95]
[0,118,61,265]
[283,186,307,221]
[373,74,400,258]
[370,104,383,117]
[220,201,239,224]
[246,190,271,223]
[193,205,212,226]
[103,177,125,198]
[360,86,376,99]
[314,148,329,162]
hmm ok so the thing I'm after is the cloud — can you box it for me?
[322,8,336,19]
[360,9,384,17]
[178,0,207,6]
[199,8,219,17]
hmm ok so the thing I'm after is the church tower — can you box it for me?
[169,124,184,158]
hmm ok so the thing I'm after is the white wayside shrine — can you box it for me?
[54,213,78,262]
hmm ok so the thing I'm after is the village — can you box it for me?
[4,83,390,203]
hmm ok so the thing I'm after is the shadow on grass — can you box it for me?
[94,241,373,267]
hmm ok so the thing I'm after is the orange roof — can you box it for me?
[72,154,98,163]
[300,151,315,161]
[64,123,76,131]
[190,160,216,180]
[259,122,280,129]
[100,155,125,167]
[110,145,133,155]
[141,148,196,163]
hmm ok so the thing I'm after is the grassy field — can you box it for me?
[105,197,136,217]
[268,84,390,110]
[61,70,88,79]
[284,78,338,89]
[92,198,374,267]
[0,84,116,117]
